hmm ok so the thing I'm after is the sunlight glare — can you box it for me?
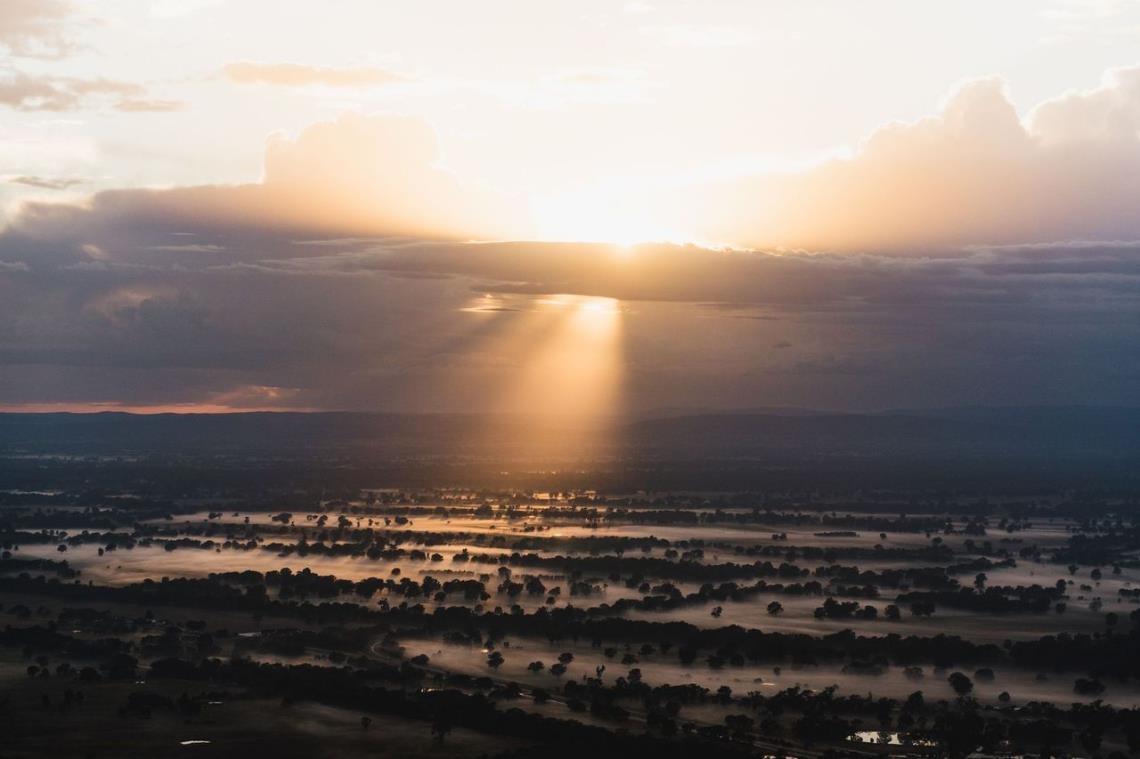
[531,179,676,245]
[486,294,624,456]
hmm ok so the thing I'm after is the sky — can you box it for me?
[3,0,1140,414]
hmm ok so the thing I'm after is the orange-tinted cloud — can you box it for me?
[664,68,1140,252]
[10,112,531,242]
[223,62,409,87]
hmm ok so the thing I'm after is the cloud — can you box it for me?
[5,72,1140,411]
[0,0,76,58]
[3,234,1139,411]
[0,5,174,114]
[8,175,83,190]
[114,98,183,113]
[1028,66,1140,144]
[662,67,1140,251]
[5,112,531,247]
[223,62,410,88]
[0,70,143,111]
[342,240,1140,317]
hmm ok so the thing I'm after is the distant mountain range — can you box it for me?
[2,406,1139,463]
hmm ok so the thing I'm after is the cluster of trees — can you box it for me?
[459,552,814,583]
[0,555,80,578]
[9,570,1140,675]
[813,598,880,620]
[1053,525,1140,566]
[897,585,1063,614]
[142,657,760,758]
[732,542,955,563]
[812,557,1015,591]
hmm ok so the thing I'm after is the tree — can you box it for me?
[930,699,984,759]
[487,651,504,669]
[360,716,372,730]
[431,716,452,744]
[725,713,754,740]
[767,601,784,616]
[910,600,936,617]
[1074,678,1105,696]
[905,691,924,710]
[948,671,974,696]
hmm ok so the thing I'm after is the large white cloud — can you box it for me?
[6,112,532,248]
[662,67,1140,251]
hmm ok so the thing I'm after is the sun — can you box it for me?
[530,179,675,245]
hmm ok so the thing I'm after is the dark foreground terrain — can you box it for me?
[2,409,1140,758]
